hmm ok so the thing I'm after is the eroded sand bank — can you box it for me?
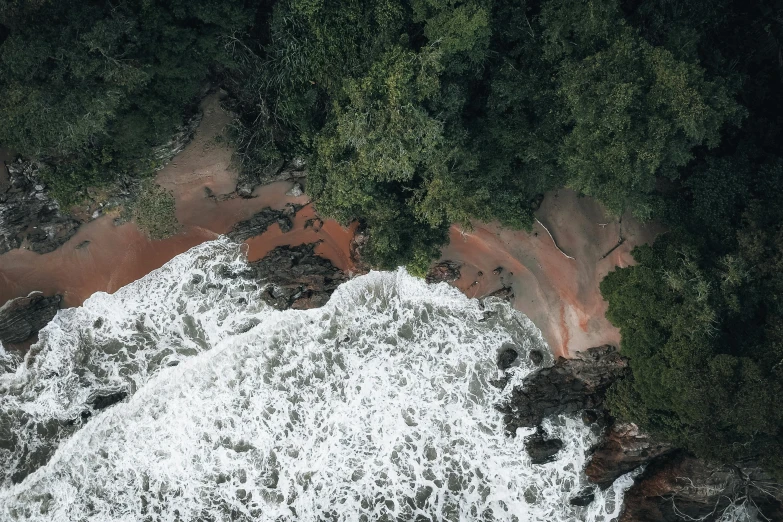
[441,191,662,357]
[0,95,661,357]
[0,96,356,308]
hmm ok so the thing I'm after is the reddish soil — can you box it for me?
[0,96,661,358]
[0,96,356,308]
[441,190,663,357]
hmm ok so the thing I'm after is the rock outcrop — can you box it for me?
[247,243,347,310]
[236,158,308,198]
[618,452,783,521]
[0,159,80,254]
[585,422,673,489]
[152,110,203,168]
[501,343,783,520]
[0,292,61,344]
[227,204,300,242]
[524,427,564,464]
[486,285,515,302]
[496,345,628,434]
[426,260,461,284]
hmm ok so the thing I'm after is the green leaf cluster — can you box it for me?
[0,0,253,204]
[228,0,742,266]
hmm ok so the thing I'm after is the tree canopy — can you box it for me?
[0,0,252,203]
[2,0,783,475]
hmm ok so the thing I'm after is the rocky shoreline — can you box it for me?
[0,291,61,345]
[2,96,778,520]
[501,344,783,521]
[0,159,81,255]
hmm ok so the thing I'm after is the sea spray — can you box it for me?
[1,238,636,521]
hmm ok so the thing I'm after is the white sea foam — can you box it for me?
[0,238,638,521]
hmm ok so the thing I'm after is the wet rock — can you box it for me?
[529,349,544,365]
[0,292,61,344]
[619,452,783,522]
[581,410,599,425]
[496,345,628,435]
[286,183,304,197]
[497,347,518,370]
[0,159,81,254]
[89,390,128,411]
[426,261,461,284]
[228,206,302,242]
[486,285,515,302]
[569,487,596,507]
[524,428,564,464]
[585,423,673,489]
[247,243,348,310]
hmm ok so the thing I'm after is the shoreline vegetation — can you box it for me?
[2,0,783,516]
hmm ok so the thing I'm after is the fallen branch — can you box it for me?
[600,237,626,260]
[535,218,575,260]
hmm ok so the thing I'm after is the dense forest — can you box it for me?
[2,0,783,478]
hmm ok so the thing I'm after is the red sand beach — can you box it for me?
[0,96,660,357]
[0,96,357,308]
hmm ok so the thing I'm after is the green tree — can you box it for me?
[0,0,252,204]
[541,0,743,218]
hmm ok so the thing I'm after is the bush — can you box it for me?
[132,180,180,240]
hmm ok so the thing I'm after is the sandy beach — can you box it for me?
[0,95,660,357]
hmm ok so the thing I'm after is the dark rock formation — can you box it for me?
[152,110,202,168]
[273,158,307,184]
[529,349,544,365]
[524,428,564,464]
[581,409,599,425]
[487,285,515,302]
[235,158,308,197]
[0,159,80,254]
[89,390,128,411]
[497,344,782,519]
[248,243,347,310]
[0,292,61,344]
[349,225,370,273]
[227,204,300,242]
[569,487,596,507]
[585,422,673,489]
[426,261,461,284]
[497,347,518,370]
[619,452,783,522]
[496,345,628,434]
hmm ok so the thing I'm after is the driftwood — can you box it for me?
[599,216,625,260]
[535,218,574,260]
[600,237,626,260]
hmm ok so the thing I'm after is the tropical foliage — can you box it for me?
[2,0,783,474]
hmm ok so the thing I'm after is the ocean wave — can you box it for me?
[0,239,635,521]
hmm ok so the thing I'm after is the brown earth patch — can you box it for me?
[440,189,662,357]
[0,95,355,309]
